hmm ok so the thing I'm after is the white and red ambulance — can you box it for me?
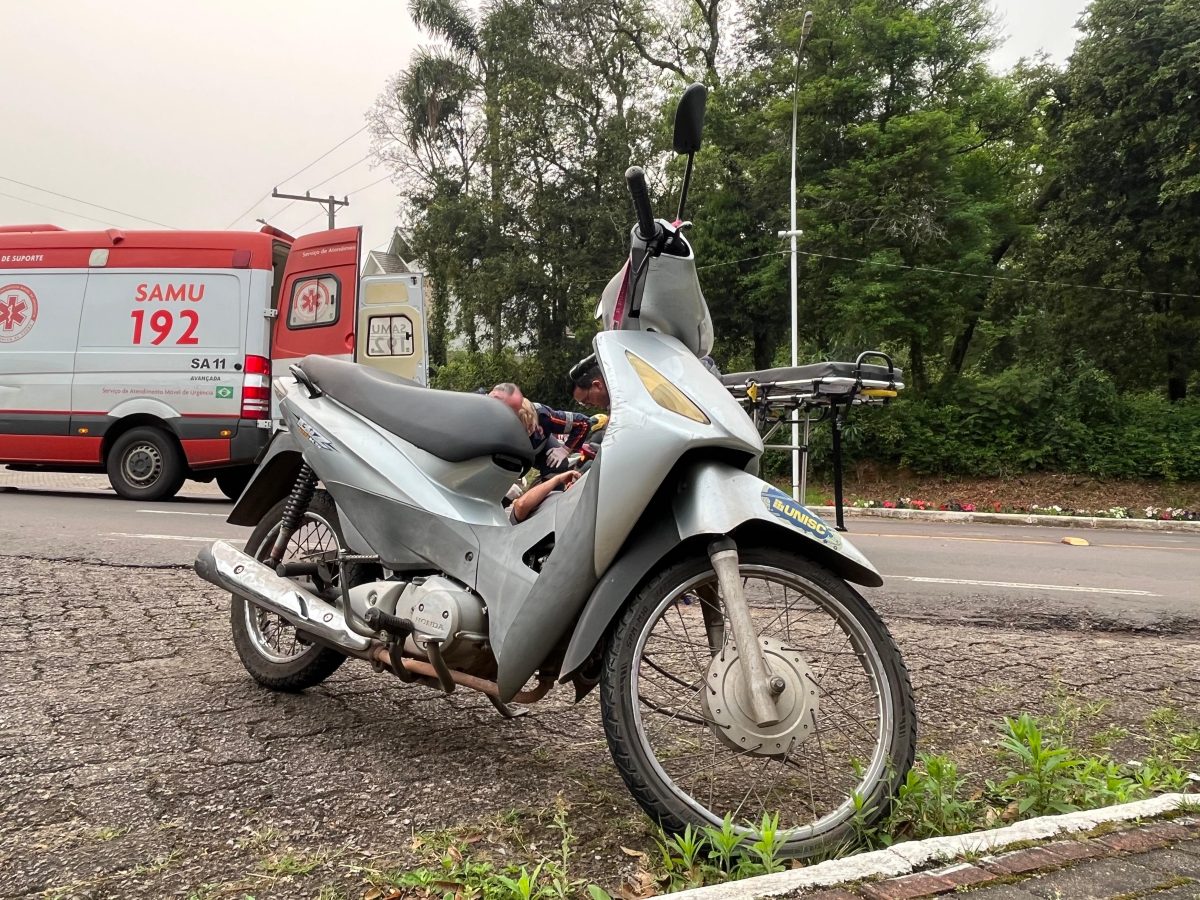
[0,224,426,500]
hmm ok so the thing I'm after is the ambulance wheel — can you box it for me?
[107,427,186,501]
[216,466,255,501]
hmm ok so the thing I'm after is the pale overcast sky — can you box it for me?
[0,0,1084,256]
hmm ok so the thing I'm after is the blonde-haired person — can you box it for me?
[516,398,538,435]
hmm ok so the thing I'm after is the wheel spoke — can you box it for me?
[622,559,905,846]
[245,511,341,664]
[642,654,703,692]
[638,695,725,730]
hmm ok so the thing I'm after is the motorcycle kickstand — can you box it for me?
[486,695,529,719]
[708,537,781,727]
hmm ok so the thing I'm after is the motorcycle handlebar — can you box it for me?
[625,166,657,241]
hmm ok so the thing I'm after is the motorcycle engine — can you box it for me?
[401,575,488,663]
[347,575,490,669]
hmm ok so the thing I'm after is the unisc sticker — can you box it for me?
[761,485,841,549]
[0,284,38,343]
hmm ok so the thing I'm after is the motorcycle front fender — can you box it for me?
[556,459,882,682]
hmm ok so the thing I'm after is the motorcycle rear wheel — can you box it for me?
[599,546,916,858]
[229,491,348,691]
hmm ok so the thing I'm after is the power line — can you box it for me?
[0,175,176,229]
[346,173,393,194]
[272,189,349,231]
[264,155,373,226]
[256,150,392,229]
[224,125,368,229]
[293,210,326,232]
[280,126,368,186]
[308,153,373,192]
[697,251,788,271]
[284,173,397,235]
[0,189,118,228]
[564,245,1200,302]
[792,248,1200,301]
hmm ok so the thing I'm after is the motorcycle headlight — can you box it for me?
[626,352,709,424]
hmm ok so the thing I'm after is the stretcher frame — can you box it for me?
[721,352,904,531]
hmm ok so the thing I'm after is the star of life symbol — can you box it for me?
[0,284,38,343]
[294,280,333,325]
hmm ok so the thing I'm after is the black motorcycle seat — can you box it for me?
[297,356,535,466]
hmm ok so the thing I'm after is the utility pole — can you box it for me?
[777,10,814,501]
[270,188,349,230]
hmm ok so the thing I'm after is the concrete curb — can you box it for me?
[808,505,1200,533]
[665,793,1195,900]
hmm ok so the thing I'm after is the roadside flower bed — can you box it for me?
[847,498,1200,520]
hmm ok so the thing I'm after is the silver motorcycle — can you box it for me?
[196,84,915,856]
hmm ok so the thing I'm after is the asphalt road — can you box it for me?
[3,468,1199,897]
[2,469,1198,630]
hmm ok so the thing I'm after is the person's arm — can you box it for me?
[539,405,592,451]
[511,470,580,522]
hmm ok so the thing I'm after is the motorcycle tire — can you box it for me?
[599,545,916,858]
[229,491,348,691]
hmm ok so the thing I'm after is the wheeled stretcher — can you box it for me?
[721,352,904,531]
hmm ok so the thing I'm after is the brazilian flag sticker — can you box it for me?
[215,385,234,399]
[760,485,841,549]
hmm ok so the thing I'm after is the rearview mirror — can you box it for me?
[672,83,708,155]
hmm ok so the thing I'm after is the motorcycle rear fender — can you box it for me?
[226,428,378,556]
[556,459,882,682]
[227,429,304,526]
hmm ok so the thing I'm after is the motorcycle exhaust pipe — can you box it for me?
[195,540,372,655]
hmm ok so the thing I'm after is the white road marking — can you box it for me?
[137,509,227,517]
[886,575,1160,597]
[101,538,1165,597]
[107,532,227,543]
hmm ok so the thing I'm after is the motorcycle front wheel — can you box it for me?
[599,546,916,858]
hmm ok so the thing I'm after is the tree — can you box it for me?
[1032,0,1200,400]
[372,0,660,402]
[696,0,1037,390]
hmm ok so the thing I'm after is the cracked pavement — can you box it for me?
[2,554,1198,899]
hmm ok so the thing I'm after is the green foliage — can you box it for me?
[836,362,1200,479]
[377,803,613,900]
[376,0,1200,459]
[994,713,1095,816]
[654,813,789,890]
[367,704,1191,898]
[838,710,1192,857]
[891,753,978,839]
[985,713,1191,819]
[1028,0,1200,401]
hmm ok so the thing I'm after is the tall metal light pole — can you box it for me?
[778,11,814,501]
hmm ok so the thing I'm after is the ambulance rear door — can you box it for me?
[356,272,428,384]
[270,227,361,374]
